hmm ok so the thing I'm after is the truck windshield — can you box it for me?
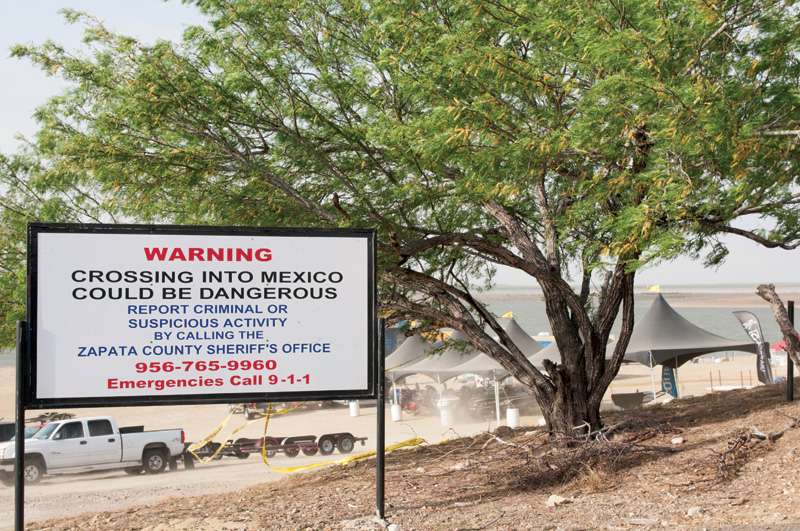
[32,423,59,440]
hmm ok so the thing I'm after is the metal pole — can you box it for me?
[788,301,794,402]
[376,318,386,520]
[15,321,27,531]
[494,378,501,426]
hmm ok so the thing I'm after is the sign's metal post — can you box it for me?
[376,317,386,520]
[788,301,794,402]
[15,320,27,531]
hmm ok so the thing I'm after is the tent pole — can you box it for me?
[674,358,680,399]
[649,352,657,404]
[494,371,501,426]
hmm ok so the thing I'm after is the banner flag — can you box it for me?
[661,365,678,398]
[733,311,773,385]
[501,311,514,318]
[647,285,661,292]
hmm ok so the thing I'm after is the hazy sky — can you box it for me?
[2,1,797,288]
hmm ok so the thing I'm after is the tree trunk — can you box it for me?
[756,284,800,366]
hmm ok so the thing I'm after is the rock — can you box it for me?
[545,495,568,507]
[387,524,400,531]
[687,506,704,517]
[671,437,684,445]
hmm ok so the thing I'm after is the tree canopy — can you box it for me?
[2,0,800,433]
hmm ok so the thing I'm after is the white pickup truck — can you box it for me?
[0,416,185,484]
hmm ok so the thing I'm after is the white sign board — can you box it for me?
[27,224,376,407]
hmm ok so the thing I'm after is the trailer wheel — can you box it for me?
[244,406,255,420]
[23,458,44,484]
[262,443,278,458]
[318,435,336,456]
[284,448,300,458]
[143,449,168,474]
[236,452,250,459]
[337,434,355,454]
[302,448,318,456]
[123,466,144,475]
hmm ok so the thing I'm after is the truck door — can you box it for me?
[86,419,120,465]
[48,421,89,469]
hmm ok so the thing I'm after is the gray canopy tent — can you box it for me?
[610,294,760,368]
[607,293,761,399]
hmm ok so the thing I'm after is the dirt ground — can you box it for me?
[4,380,800,530]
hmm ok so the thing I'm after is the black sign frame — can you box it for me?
[26,222,378,408]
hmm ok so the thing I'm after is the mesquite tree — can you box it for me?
[3,0,800,436]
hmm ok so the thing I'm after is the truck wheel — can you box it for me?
[318,436,336,456]
[123,466,144,475]
[23,458,44,484]
[244,407,255,420]
[337,434,355,454]
[142,449,168,474]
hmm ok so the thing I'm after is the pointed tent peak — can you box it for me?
[444,329,470,343]
[528,340,560,367]
[385,333,435,363]
[503,318,545,355]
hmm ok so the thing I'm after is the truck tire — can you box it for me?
[318,435,336,456]
[123,466,144,475]
[284,448,300,458]
[337,434,355,454]
[142,449,168,474]
[23,458,44,484]
[244,406,255,420]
